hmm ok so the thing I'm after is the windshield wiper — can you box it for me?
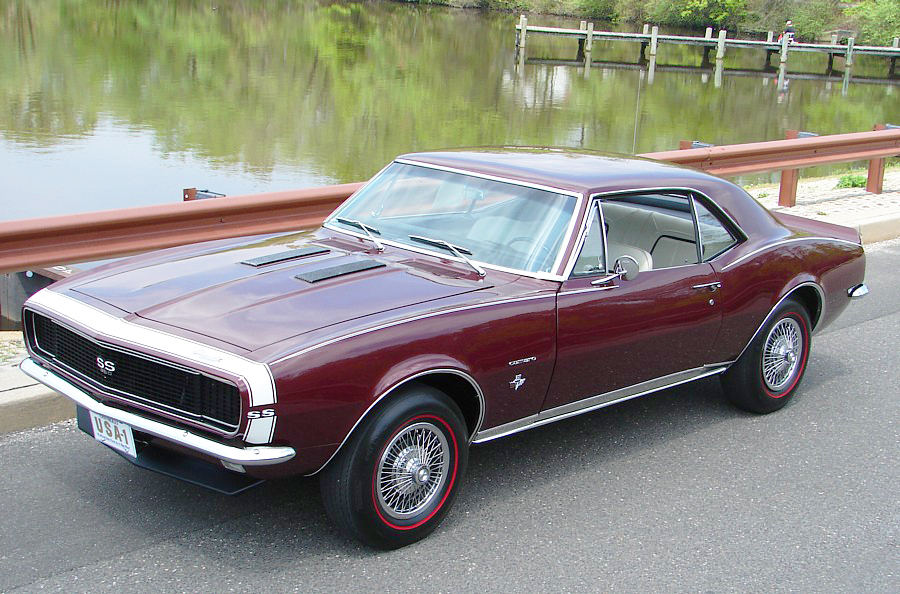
[335,217,384,252]
[408,235,486,278]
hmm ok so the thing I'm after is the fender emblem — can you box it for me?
[509,374,526,391]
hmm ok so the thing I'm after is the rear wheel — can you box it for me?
[722,299,811,414]
[320,386,468,549]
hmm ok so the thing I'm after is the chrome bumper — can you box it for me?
[20,358,295,467]
[848,283,869,299]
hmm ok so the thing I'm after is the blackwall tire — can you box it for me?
[722,299,812,414]
[320,386,468,549]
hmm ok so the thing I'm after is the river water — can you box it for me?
[2,0,898,221]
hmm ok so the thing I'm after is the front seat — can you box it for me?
[606,241,653,272]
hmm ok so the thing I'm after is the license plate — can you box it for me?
[89,411,137,458]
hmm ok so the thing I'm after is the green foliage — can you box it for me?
[850,0,900,45]
[836,174,867,188]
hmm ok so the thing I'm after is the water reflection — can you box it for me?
[1,0,898,220]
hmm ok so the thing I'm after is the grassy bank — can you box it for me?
[415,0,900,44]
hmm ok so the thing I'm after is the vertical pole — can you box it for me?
[831,33,838,45]
[650,26,659,57]
[183,188,197,201]
[648,55,657,85]
[780,33,790,64]
[714,59,723,87]
[766,31,773,43]
[518,15,527,52]
[706,27,713,39]
[580,21,586,30]
[779,130,800,207]
[890,38,898,78]
[716,30,727,60]
[679,140,693,150]
[577,21,586,60]
[867,124,888,194]
[585,22,594,53]
[643,24,650,35]
[846,37,855,68]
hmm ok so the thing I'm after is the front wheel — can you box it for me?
[320,386,468,549]
[721,299,812,414]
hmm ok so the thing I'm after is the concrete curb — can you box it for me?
[0,382,74,434]
[857,213,900,244]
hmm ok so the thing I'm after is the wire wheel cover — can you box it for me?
[376,421,451,519]
[762,317,803,392]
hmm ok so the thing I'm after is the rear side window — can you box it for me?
[693,199,738,260]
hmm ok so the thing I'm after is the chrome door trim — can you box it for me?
[472,364,728,443]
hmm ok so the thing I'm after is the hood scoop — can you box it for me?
[241,246,330,267]
[295,260,386,283]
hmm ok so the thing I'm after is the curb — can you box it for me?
[0,383,74,435]
[856,213,900,244]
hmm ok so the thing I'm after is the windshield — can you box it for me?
[326,162,578,274]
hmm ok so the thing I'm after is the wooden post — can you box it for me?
[517,15,527,52]
[779,130,800,207]
[716,30,727,60]
[650,26,659,57]
[890,38,898,78]
[831,33,839,45]
[706,27,713,39]
[643,24,650,35]
[580,21,586,30]
[766,31,773,43]
[577,20,586,59]
[780,33,790,64]
[846,37,855,68]
[585,22,594,53]
[867,124,888,194]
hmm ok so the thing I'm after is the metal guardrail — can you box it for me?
[0,127,898,274]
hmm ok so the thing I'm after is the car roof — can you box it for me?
[397,147,723,195]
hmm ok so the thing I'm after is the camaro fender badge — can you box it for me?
[508,356,536,366]
[509,374,526,391]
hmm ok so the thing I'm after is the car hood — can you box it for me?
[67,235,489,351]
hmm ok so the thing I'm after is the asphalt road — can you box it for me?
[2,241,898,593]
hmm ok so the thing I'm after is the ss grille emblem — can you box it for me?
[96,356,116,376]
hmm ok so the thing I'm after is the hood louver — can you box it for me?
[241,246,330,267]
[295,260,386,283]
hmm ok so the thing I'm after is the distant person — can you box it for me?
[781,20,796,44]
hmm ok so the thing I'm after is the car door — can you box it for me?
[542,192,725,412]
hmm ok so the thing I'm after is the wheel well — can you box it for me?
[787,284,823,329]
[410,374,483,439]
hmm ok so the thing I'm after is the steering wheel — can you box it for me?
[508,236,551,258]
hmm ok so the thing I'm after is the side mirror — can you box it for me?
[614,256,640,281]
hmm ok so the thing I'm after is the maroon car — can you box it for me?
[20,148,867,548]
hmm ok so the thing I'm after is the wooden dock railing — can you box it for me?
[0,127,898,274]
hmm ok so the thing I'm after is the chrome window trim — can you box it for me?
[565,201,609,280]
[308,368,485,476]
[472,364,728,443]
[20,358,294,466]
[721,237,863,271]
[26,311,241,434]
[272,291,557,365]
[324,159,585,280]
[562,187,748,278]
[24,289,277,410]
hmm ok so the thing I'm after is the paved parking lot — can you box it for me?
[1,239,897,593]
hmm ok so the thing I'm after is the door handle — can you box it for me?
[692,281,722,292]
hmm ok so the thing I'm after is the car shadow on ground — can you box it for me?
[30,351,851,568]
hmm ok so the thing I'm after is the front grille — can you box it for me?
[26,310,241,433]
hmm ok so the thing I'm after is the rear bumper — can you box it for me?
[20,357,295,467]
[848,283,869,299]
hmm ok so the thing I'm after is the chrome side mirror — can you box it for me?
[614,255,640,281]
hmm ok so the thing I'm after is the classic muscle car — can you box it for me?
[20,148,868,548]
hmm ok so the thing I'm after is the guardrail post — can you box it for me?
[650,26,659,57]
[867,124,888,194]
[778,130,801,207]
[183,188,198,201]
[716,30,727,59]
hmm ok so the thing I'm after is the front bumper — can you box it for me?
[20,357,295,467]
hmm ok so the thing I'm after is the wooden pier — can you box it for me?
[514,17,900,79]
